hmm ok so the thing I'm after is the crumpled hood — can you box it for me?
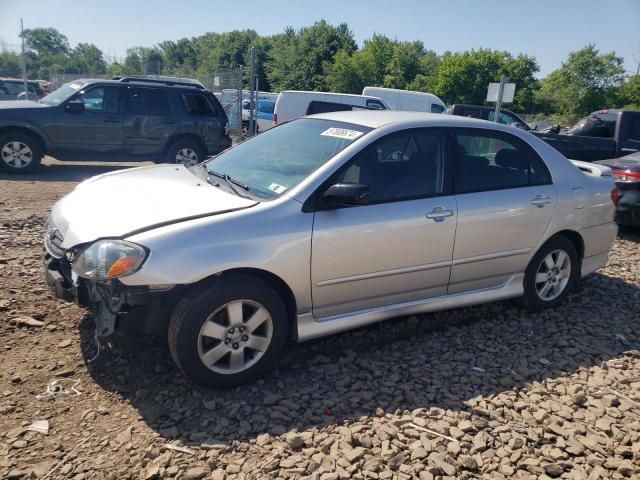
[51,164,257,248]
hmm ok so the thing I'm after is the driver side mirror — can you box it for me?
[323,183,370,206]
[65,100,85,113]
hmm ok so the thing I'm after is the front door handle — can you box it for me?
[426,207,454,222]
[103,117,120,124]
[531,194,552,207]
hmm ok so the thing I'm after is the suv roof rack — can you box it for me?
[112,76,205,90]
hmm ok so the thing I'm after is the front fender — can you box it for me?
[0,120,53,149]
[120,199,314,313]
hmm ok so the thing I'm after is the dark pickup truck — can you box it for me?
[448,104,640,162]
[0,77,231,173]
[533,110,640,162]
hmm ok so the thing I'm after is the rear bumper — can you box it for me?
[615,189,640,226]
[580,222,618,277]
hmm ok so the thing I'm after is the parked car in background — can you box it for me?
[362,86,446,113]
[533,110,640,162]
[43,110,617,387]
[273,91,389,125]
[0,78,45,101]
[447,103,531,130]
[0,77,230,173]
[596,151,640,227]
[242,98,276,133]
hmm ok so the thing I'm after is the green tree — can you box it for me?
[617,74,640,109]
[0,51,22,77]
[433,49,539,111]
[267,20,357,91]
[22,27,70,57]
[536,45,625,123]
[69,43,106,73]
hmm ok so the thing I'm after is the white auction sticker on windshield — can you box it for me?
[321,127,364,140]
[267,183,287,194]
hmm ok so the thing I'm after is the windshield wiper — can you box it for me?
[207,169,251,198]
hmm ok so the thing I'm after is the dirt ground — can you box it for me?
[1,158,639,480]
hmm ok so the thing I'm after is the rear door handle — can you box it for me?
[103,117,120,124]
[161,119,176,124]
[426,207,454,222]
[531,194,552,207]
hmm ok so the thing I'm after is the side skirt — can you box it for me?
[296,274,524,342]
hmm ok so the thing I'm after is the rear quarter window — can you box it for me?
[181,93,215,114]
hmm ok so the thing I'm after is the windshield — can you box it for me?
[40,81,86,106]
[205,118,371,200]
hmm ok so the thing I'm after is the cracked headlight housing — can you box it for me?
[72,240,147,280]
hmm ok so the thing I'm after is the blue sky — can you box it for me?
[1,0,638,77]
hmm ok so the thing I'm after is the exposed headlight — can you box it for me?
[72,240,147,280]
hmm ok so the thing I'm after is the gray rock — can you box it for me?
[285,432,304,449]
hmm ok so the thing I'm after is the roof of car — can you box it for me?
[69,78,206,90]
[309,110,497,129]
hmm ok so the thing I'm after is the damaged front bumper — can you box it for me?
[43,251,179,337]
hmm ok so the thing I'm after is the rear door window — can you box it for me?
[454,129,551,194]
[365,99,386,110]
[125,87,170,116]
[306,101,353,115]
[460,107,482,119]
[626,116,640,142]
[182,93,215,114]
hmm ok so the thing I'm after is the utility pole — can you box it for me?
[21,19,28,100]
[248,47,256,137]
[494,74,505,123]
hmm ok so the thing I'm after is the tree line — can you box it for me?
[0,21,638,124]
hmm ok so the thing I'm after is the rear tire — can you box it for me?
[0,132,43,174]
[165,140,205,167]
[168,274,289,388]
[521,236,579,311]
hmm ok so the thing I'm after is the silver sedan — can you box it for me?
[44,111,618,387]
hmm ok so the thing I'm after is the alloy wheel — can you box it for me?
[1,141,33,169]
[197,300,273,374]
[535,249,571,301]
[175,148,199,166]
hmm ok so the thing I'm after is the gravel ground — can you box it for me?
[1,159,639,480]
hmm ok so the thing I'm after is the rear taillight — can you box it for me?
[223,122,230,137]
[611,188,619,205]
[273,113,277,126]
[612,169,640,183]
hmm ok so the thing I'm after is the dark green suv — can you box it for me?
[0,77,231,173]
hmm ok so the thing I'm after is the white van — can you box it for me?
[362,86,446,114]
[273,91,389,126]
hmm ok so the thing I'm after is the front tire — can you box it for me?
[165,140,205,167]
[522,236,579,311]
[168,274,289,388]
[0,132,43,174]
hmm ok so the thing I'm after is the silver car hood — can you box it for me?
[51,164,258,248]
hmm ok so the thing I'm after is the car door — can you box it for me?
[449,128,556,294]
[52,85,123,160]
[311,128,457,318]
[123,86,175,160]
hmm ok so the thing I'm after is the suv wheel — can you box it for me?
[521,236,578,311]
[166,140,204,167]
[0,132,43,174]
[168,274,289,388]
